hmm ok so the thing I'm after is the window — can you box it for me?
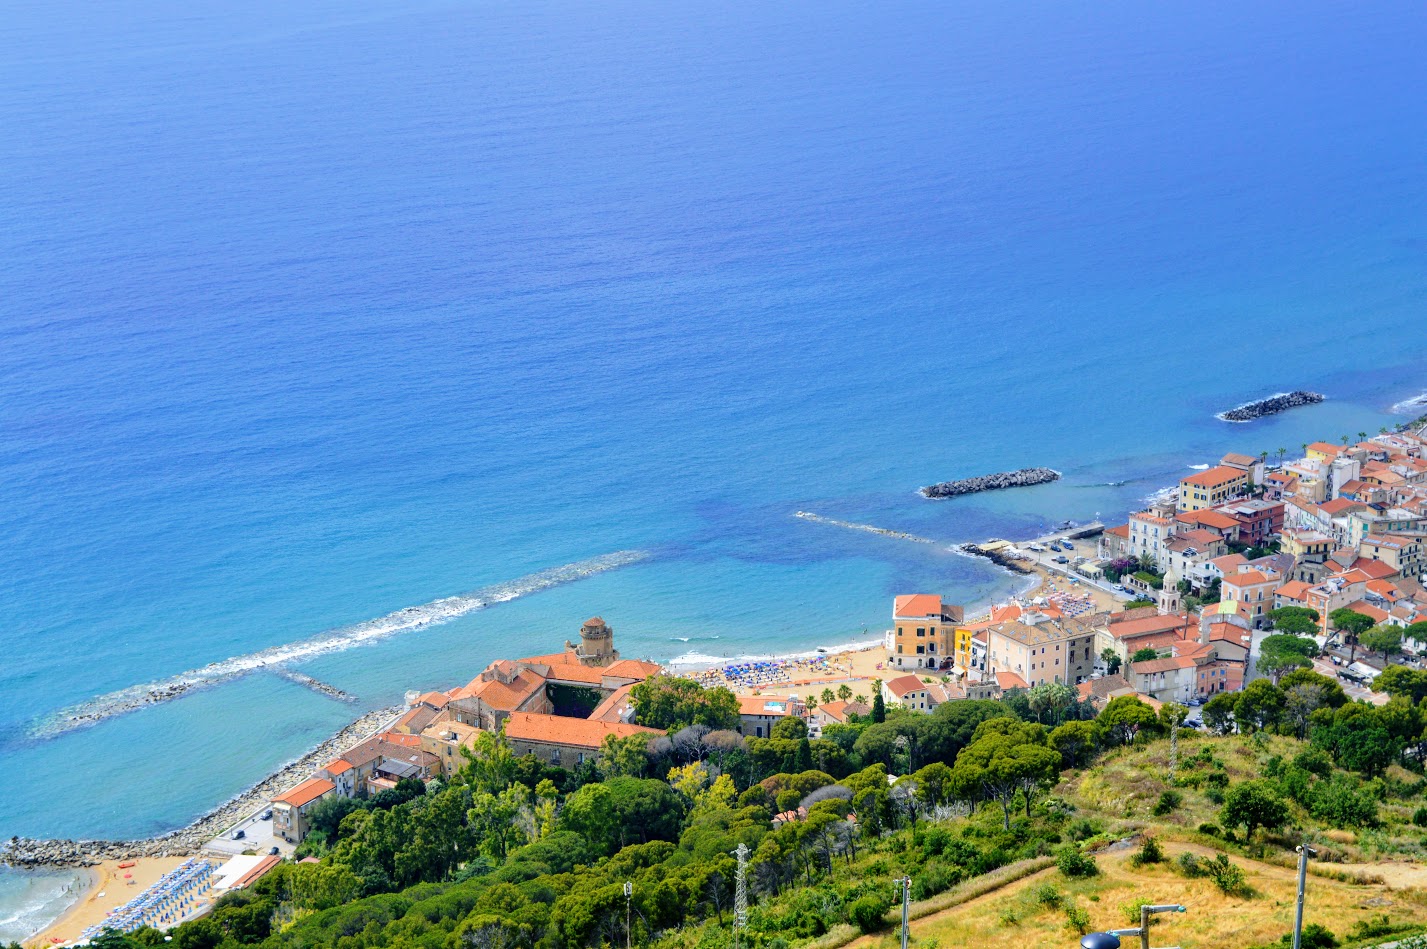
[916,645,925,654]
[917,628,925,637]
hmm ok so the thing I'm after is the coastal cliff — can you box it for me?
[920,467,1060,499]
[960,542,1035,573]
[1218,390,1324,422]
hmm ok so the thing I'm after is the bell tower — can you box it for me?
[1158,567,1183,614]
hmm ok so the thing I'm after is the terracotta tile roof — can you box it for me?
[739,695,799,717]
[1223,570,1272,587]
[1307,442,1345,457]
[1179,510,1241,530]
[1343,600,1389,623]
[1367,579,1405,601]
[603,658,663,680]
[588,683,635,723]
[1105,524,1130,538]
[1210,554,1249,574]
[1351,559,1400,580]
[1275,580,1313,600]
[231,855,281,890]
[1221,453,1259,468]
[461,669,547,711]
[416,691,450,709]
[394,706,439,734]
[885,674,931,698]
[324,759,353,775]
[539,662,607,686]
[1130,656,1196,674]
[1321,498,1366,516]
[1181,466,1247,488]
[894,594,945,618]
[381,732,423,748]
[994,670,1029,690]
[1077,674,1134,701]
[503,711,659,750]
[1107,613,1193,641]
[273,777,335,808]
[816,699,870,723]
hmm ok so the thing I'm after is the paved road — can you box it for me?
[203,808,295,859]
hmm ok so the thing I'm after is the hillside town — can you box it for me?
[243,426,1427,849]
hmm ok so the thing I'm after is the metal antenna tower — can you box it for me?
[733,843,749,949]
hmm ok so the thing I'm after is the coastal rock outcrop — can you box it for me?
[1218,390,1324,422]
[2,705,403,869]
[960,542,1035,574]
[920,467,1060,499]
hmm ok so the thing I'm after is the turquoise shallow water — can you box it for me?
[1,0,1425,902]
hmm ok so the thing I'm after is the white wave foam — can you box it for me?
[1187,464,1210,470]
[29,550,649,740]
[1391,392,1427,414]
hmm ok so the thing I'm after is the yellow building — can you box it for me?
[1177,465,1249,512]
[890,595,963,671]
[1305,442,1346,464]
[952,626,976,672]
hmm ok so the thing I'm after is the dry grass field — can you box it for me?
[846,841,1427,949]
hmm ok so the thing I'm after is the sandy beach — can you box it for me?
[24,857,193,948]
[681,552,1125,705]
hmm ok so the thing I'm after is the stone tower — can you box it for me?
[568,616,620,666]
[1158,567,1182,614]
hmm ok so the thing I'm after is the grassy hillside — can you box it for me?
[848,839,1427,949]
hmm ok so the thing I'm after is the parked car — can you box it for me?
[1055,555,1070,564]
[232,829,246,840]
[269,847,280,856]
[261,809,273,821]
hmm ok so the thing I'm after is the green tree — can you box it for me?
[951,722,1060,829]
[1360,625,1403,661]
[1026,681,1078,725]
[459,723,518,794]
[1233,679,1285,733]
[820,687,836,705]
[1099,695,1157,746]
[598,732,651,779]
[837,683,854,703]
[1130,647,1161,664]
[1375,664,1427,704]
[1268,606,1320,635]
[871,685,887,723]
[1100,648,1122,675]
[629,675,740,731]
[1049,720,1100,768]
[1220,779,1288,842]
[1330,608,1374,664]
[1202,692,1238,734]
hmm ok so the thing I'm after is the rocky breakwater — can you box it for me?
[2,705,404,869]
[960,541,1035,574]
[920,467,1060,499]
[1218,390,1324,422]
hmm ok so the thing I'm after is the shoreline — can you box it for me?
[3,705,404,870]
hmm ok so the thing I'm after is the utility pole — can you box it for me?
[895,876,911,949]
[733,844,749,949]
[623,881,632,949]
[1292,843,1316,949]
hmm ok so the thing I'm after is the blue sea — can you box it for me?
[2,0,1426,931]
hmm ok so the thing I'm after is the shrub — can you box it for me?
[1206,787,1225,805]
[1064,903,1091,935]
[1413,807,1427,828]
[1033,883,1063,909]
[1153,791,1182,816]
[1294,748,1333,778]
[999,907,1020,927]
[1347,914,1399,941]
[1207,854,1249,897]
[1129,836,1164,867]
[1198,822,1221,837]
[1277,923,1338,949]
[848,894,892,934]
[1206,770,1230,788]
[1057,846,1099,878]
[1177,853,1205,878]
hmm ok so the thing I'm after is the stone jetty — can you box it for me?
[1218,390,1324,422]
[960,542,1035,574]
[2,705,403,868]
[920,467,1060,499]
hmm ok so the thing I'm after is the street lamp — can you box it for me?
[1080,904,1186,949]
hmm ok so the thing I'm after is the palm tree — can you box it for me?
[1357,431,1368,442]
[1341,434,1350,445]
[1380,427,1390,435]
[837,683,853,702]
[1276,447,1287,467]
[1301,442,1309,456]
[820,687,835,705]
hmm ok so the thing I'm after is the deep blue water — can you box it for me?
[1,0,1426,877]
